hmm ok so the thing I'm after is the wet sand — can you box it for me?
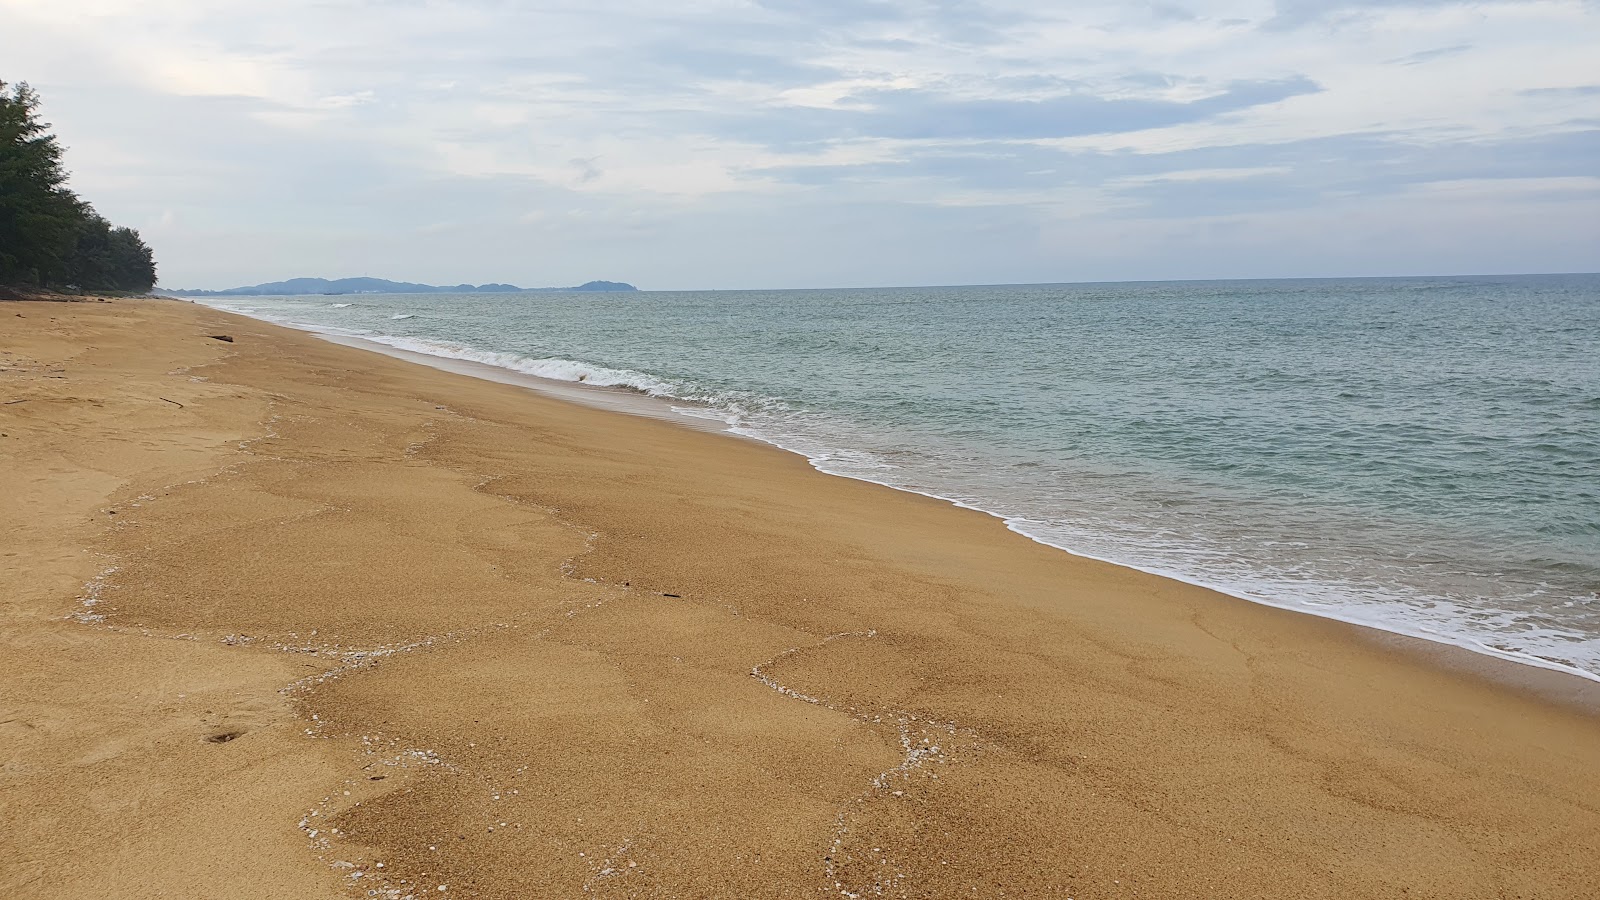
[3,297,1598,899]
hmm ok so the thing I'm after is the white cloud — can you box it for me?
[1114,166,1295,185]
[1,0,1595,287]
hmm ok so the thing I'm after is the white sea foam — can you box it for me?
[706,424,1600,684]
[200,301,377,342]
[389,313,416,320]
[362,335,679,397]
[330,302,353,308]
[734,427,1600,684]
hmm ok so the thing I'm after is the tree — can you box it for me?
[0,80,81,285]
[1,79,157,292]
[105,224,156,292]
[62,210,157,292]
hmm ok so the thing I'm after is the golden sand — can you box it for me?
[3,298,1597,898]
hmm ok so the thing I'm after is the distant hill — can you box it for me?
[162,277,638,296]
[567,281,637,293]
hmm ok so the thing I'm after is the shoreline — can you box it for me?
[319,332,742,435]
[8,297,1599,898]
[277,309,1600,698]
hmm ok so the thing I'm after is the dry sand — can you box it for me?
[3,297,1597,899]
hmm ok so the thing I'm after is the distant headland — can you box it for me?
[161,277,638,297]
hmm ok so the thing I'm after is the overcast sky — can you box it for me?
[3,0,1597,289]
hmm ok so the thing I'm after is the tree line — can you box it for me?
[1,80,157,293]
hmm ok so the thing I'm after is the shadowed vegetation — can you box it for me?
[1,80,156,293]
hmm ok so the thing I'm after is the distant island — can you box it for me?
[161,277,637,297]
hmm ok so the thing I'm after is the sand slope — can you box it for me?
[3,299,1597,899]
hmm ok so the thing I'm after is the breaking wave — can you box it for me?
[363,335,679,396]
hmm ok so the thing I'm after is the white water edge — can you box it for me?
[197,300,1600,688]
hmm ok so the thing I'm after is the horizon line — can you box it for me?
[165,270,1599,295]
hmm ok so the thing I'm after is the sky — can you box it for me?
[2,0,1597,290]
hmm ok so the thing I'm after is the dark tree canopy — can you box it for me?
[1,80,157,292]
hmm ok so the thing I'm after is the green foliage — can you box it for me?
[0,79,157,292]
[66,211,158,292]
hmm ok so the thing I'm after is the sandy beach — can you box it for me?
[3,297,1598,899]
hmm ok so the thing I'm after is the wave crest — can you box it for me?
[364,335,678,396]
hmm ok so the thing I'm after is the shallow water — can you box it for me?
[202,274,1600,679]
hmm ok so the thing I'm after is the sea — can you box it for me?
[197,274,1600,682]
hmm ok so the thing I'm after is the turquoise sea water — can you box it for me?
[202,275,1600,680]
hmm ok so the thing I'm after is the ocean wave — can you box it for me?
[330,302,353,308]
[362,335,680,397]
[782,449,1600,683]
[390,313,416,320]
